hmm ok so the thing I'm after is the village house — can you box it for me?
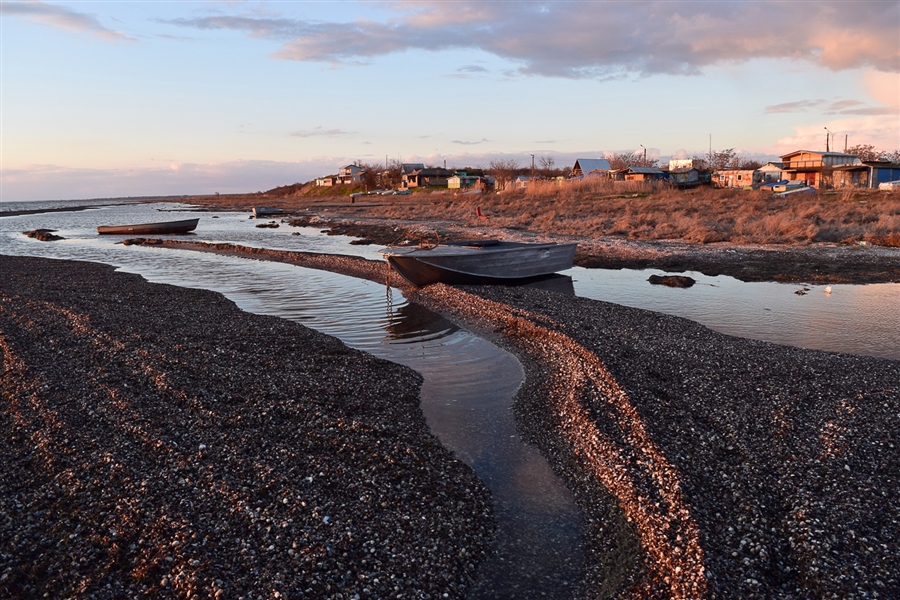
[402,167,454,189]
[571,158,612,178]
[509,175,535,190]
[337,164,366,185]
[665,158,705,188]
[611,166,665,182]
[832,160,900,189]
[714,169,760,189]
[780,150,861,189]
[756,161,785,184]
[448,173,492,190]
[315,164,366,187]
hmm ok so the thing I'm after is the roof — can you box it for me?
[780,150,859,160]
[625,166,663,175]
[410,167,453,177]
[400,163,426,174]
[834,161,900,170]
[574,158,612,173]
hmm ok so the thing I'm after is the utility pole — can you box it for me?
[824,127,831,152]
[531,154,535,179]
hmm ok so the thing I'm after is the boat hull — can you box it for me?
[252,207,282,217]
[381,241,577,287]
[97,218,199,235]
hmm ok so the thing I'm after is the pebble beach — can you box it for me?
[2,245,899,598]
[0,256,494,599]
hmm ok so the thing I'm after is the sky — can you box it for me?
[1,0,898,201]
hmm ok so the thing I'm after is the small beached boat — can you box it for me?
[252,207,282,217]
[379,240,577,287]
[97,218,199,235]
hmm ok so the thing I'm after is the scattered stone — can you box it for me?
[0,256,493,599]
[648,274,696,288]
[22,229,64,241]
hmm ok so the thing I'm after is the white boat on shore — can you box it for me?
[379,240,577,287]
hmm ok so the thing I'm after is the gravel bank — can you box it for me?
[122,238,900,598]
[286,215,900,285]
[6,243,899,599]
[407,284,900,598]
[0,255,494,599]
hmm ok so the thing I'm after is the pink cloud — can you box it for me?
[1,1,134,41]
[164,1,900,77]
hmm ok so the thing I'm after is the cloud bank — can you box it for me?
[1,1,133,41]
[765,98,897,116]
[164,1,899,76]
[1,160,332,202]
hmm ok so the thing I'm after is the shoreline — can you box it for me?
[413,283,899,597]
[0,256,494,598]
[287,215,900,285]
[123,240,900,596]
[7,197,900,284]
[183,192,900,285]
[4,245,898,597]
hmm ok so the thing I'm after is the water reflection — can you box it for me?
[570,267,900,361]
[385,300,461,342]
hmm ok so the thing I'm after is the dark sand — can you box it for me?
[0,255,493,599]
[2,246,899,599]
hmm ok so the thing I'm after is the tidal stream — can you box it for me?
[1,202,583,597]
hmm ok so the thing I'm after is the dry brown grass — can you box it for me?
[217,182,900,247]
[468,184,900,246]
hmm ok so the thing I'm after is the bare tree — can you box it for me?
[738,159,764,170]
[690,155,709,170]
[707,148,737,170]
[846,144,885,162]
[489,159,519,190]
[539,155,556,176]
[608,151,658,170]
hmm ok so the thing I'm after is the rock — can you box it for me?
[648,274,696,288]
[23,229,64,241]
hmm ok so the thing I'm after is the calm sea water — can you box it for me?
[4,199,897,360]
[571,267,900,361]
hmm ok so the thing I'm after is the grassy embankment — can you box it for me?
[224,179,900,247]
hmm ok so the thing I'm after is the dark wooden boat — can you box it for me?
[379,240,577,287]
[252,207,282,217]
[97,218,199,235]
